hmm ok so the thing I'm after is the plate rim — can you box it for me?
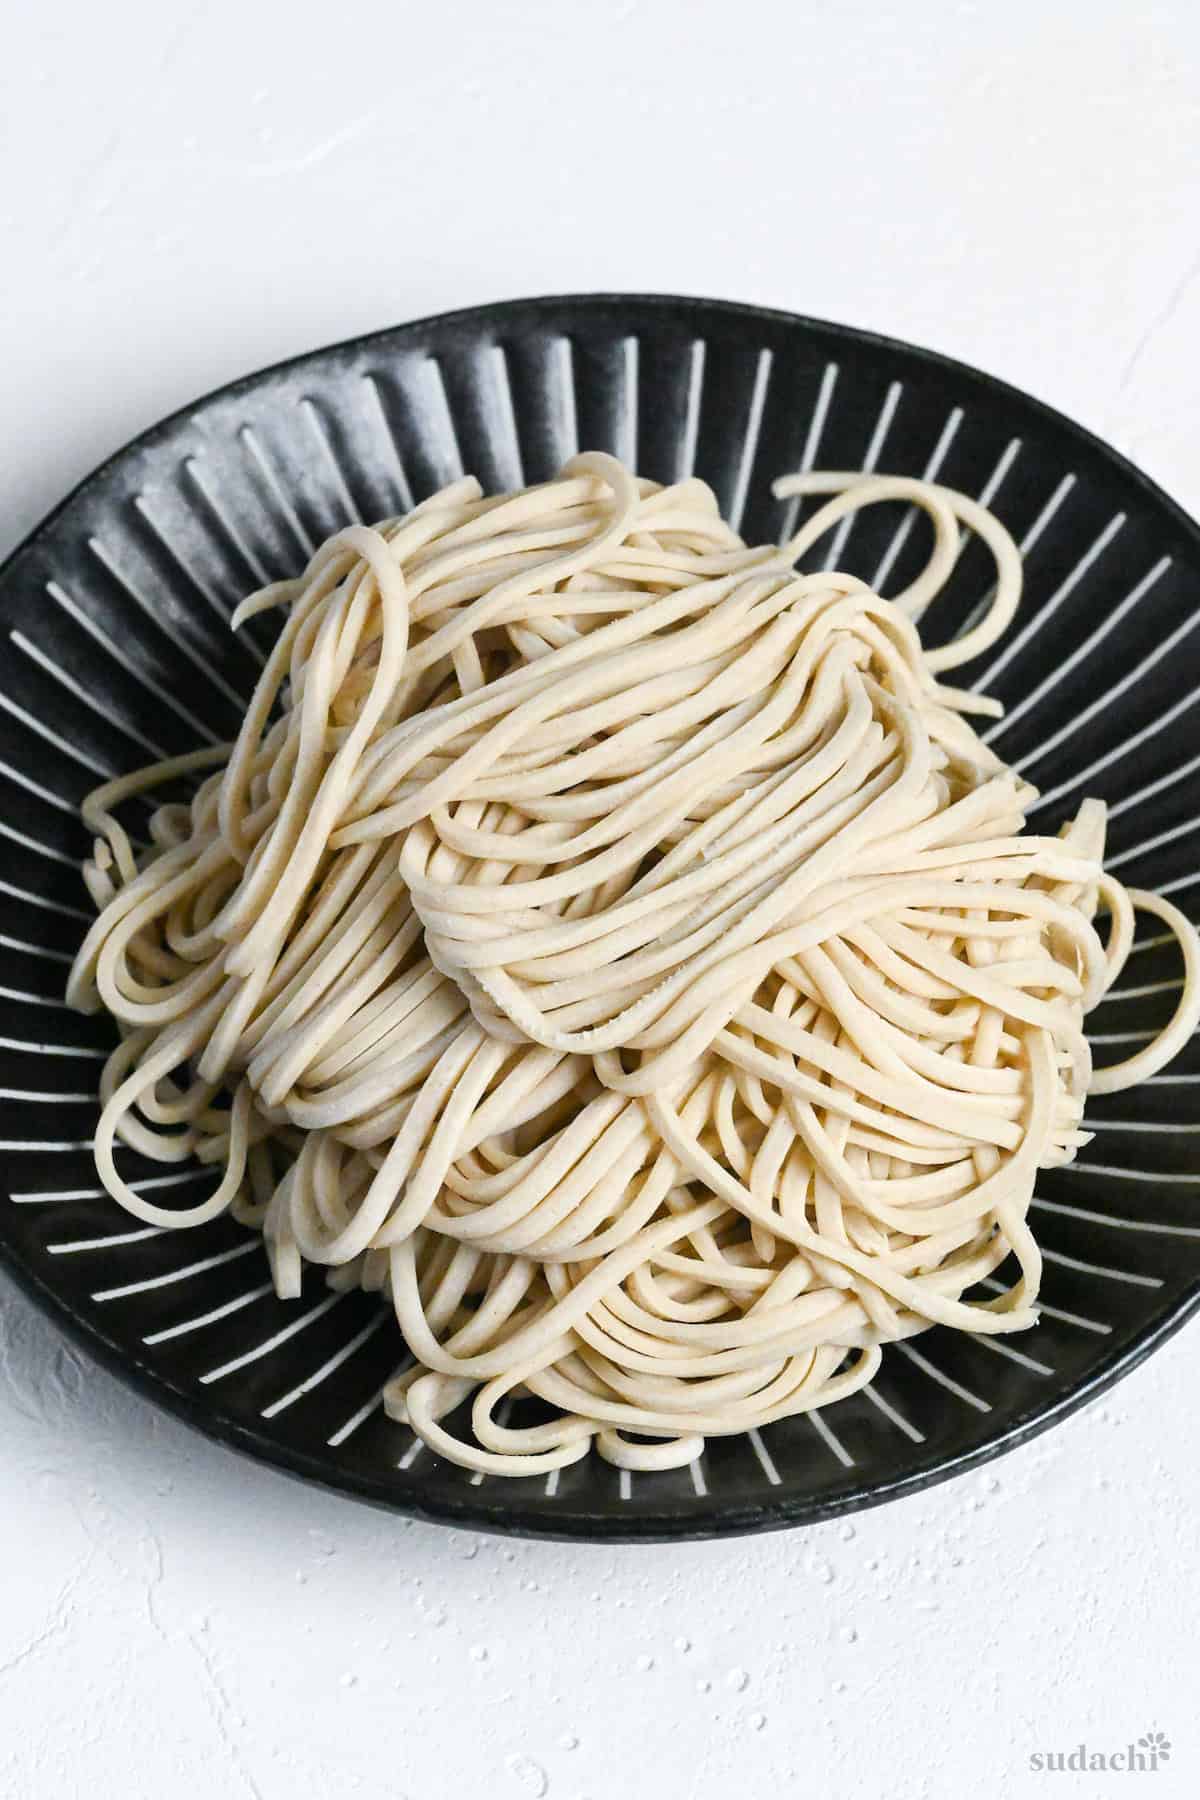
[2,290,1198,1541]
[1,1232,1197,1543]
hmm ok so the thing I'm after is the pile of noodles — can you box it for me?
[68,455,1200,1475]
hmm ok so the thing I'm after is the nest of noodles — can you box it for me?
[67,454,1200,1476]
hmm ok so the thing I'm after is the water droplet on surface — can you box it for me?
[727,1668,750,1692]
[636,1654,655,1672]
[840,1522,856,1541]
[559,1732,579,1750]
[470,1645,489,1663]
[339,1672,358,1689]
[674,1636,691,1653]
[505,1754,549,1798]
[696,1678,711,1694]
[839,1626,858,1644]
[749,1712,767,1732]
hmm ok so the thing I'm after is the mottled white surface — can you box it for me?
[2,3,1199,1795]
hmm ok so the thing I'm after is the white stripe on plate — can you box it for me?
[862,1382,925,1443]
[975,437,1022,512]
[1104,977,1184,1001]
[1040,1245,1162,1289]
[361,375,415,513]
[483,345,525,494]
[299,397,362,524]
[327,1387,384,1448]
[1106,814,1197,871]
[0,821,77,866]
[10,1169,208,1203]
[0,691,116,780]
[0,935,75,965]
[143,1281,275,1345]
[1062,1160,1200,1182]
[133,490,268,636]
[727,347,773,535]
[0,756,79,817]
[872,405,962,594]
[417,359,466,485]
[87,537,248,711]
[616,335,639,473]
[968,473,1078,681]
[1107,746,1200,822]
[199,1291,345,1384]
[1084,1117,1200,1134]
[896,1342,991,1411]
[46,580,221,746]
[978,513,1127,714]
[552,335,580,467]
[808,1408,855,1468]
[677,339,706,483]
[49,1225,163,1253]
[822,380,902,570]
[10,629,170,760]
[158,480,272,650]
[1129,929,1183,955]
[972,1336,1054,1377]
[1029,1195,1200,1238]
[0,878,90,921]
[981,1278,1110,1336]
[0,979,77,1004]
[943,439,1026,645]
[0,1036,107,1060]
[91,1238,261,1300]
[776,361,838,546]
[747,1424,785,1479]
[231,433,314,558]
[960,471,1077,648]
[991,546,1167,755]
[0,1087,96,1102]
[1036,1303,1115,1332]
[0,1137,93,1149]
[1029,608,1198,813]
[261,1309,388,1418]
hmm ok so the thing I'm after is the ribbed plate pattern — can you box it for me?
[0,295,1197,1540]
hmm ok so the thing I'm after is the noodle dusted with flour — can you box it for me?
[68,455,1200,1476]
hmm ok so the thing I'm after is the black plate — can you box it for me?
[1,294,1197,1541]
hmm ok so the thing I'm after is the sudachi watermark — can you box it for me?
[1029,1731,1172,1774]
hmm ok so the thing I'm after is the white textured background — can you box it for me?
[2,3,1199,1796]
